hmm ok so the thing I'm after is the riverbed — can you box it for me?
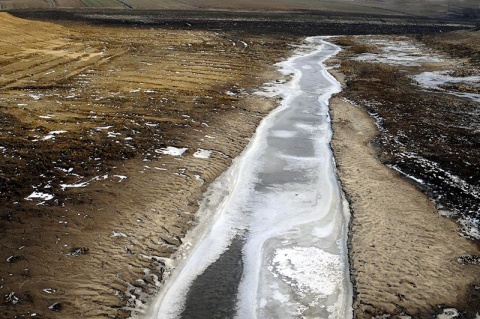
[144,38,353,319]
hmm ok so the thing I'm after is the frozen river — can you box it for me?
[144,38,353,319]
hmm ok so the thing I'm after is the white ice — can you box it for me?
[354,37,444,66]
[192,149,212,159]
[25,191,54,201]
[413,71,480,102]
[155,147,188,156]
[144,38,352,319]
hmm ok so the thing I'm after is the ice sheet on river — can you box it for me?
[144,38,353,319]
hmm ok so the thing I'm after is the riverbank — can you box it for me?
[328,35,480,318]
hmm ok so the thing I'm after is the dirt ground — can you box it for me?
[329,34,480,318]
[0,13,297,318]
[1,11,479,319]
[330,95,479,318]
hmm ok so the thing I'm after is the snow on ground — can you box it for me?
[413,71,480,102]
[25,191,54,201]
[354,36,444,66]
[193,149,212,159]
[41,130,67,141]
[154,147,188,156]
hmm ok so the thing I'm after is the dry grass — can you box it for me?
[340,60,407,87]
[421,29,480,66]
[334,36,379,54]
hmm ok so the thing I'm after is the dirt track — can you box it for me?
[0,13,296,318]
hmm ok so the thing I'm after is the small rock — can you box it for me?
[48,302,62,312]
[67,247,89,256]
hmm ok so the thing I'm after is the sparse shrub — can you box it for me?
[6,255,24,263]
[334,36,378,54]
[350,43,378,54]
[340,60,412,88]
[334,37,357,47]
[67,247,89,256]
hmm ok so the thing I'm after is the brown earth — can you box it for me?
[329,35,480,318]
[0,13,297,318]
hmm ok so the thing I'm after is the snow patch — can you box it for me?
[193,149,212,159]
[25,192,54,201]
[42,130,67,141]
[155,147,188,156]
[113,175,127,182]
[437,308,459,319]
[354,37,444,66]
[413,71,480,102]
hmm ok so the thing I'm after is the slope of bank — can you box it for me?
[330,96,479,318]
[329,35,480,318]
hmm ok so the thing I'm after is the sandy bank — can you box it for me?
[329,85,479,317]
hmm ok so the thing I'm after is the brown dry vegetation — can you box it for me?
[421,29,480,66]
[0,13,297,318]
